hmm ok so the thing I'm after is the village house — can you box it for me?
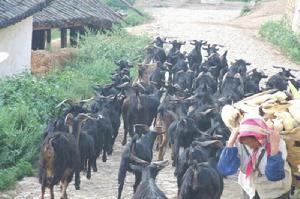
[0,0,51,77]
[32,0,122,50]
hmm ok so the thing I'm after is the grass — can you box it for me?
[51,29,61,39]
[259,19,300,63]
[101,0,135,10]
[0,27,150,190]
[123,10,152,27]
[101,0,152,27]
[240,5,251,16]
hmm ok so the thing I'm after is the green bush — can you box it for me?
[101,0,135,10]
[0,28,150,189]
[259,19,300,63]
[0,160,32,190]
[100,0,152,27]
[240,5,251,15]
[123,10,152,27]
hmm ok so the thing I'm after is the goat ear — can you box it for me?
[65,113,74,127]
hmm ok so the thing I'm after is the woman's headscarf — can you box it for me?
[237,115,272,177]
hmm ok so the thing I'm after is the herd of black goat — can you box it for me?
[39,37,300,199]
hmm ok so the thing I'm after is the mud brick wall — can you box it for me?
[286,0,300,33]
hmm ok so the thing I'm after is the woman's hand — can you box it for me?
[227,127,239,147]
[270,119,282,156]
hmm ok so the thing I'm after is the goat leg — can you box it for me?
[128,119,134,137]
[60,180,69,199]
[156,135,162,151]
[87,159,91,179]
[92,158,97,172]
[40,185,46,199]
[117,182,124,199]
[133,173,142,193]
[102,149,107,162]
[122,116,128,146]
[49,186,54,199]
[74,170,80,190]
[158,134,168,161]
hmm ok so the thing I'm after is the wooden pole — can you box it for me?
[70,28,78,47]
[46,29,51,48]
[78,26,86,40]
[119,0,144,16]
[61,28,67,48]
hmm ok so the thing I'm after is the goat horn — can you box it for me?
[200,108,215,115]
[76,113,90,121]
[48,137,55,146]
[130,153,150,165]
[152,160,169,167]
[55,99,74,109]
[79,97,95,103]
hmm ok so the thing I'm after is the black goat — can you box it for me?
[118,126,164,199]
[228,59,250,77]
[121,89,163,145]
[39,113,88,199]
[266,66,298,91]
[244,69,268,94]
[219,72,244,103]
[82,114,113,172]
[167,40,185,65]
[179,161,224,199]
[150,63,167,88]
[169,117,203,167]
[176,140,223,190]
[79,132,96,180]
[130,156,169,199]
[188,40,207,71]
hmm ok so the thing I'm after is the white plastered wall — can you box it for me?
[0,16,33,77]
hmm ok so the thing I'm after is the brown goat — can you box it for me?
[39,113,88,199]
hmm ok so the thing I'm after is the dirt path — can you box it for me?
[128,0,299,75]
[1,1,300,199]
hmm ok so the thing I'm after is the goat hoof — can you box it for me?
[60,194,68,199]
[102,157,107,162]
[92,167,97,172]
[121,140,126,146]
[75,185,80,190]
[87,173,91,180]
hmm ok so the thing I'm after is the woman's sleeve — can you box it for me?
[265,152,285,181]
[217,147,240,176]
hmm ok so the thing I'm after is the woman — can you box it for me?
[217,115,292,199]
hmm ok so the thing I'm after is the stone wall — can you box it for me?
[286,0,300,33]
[0,17,33,77]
